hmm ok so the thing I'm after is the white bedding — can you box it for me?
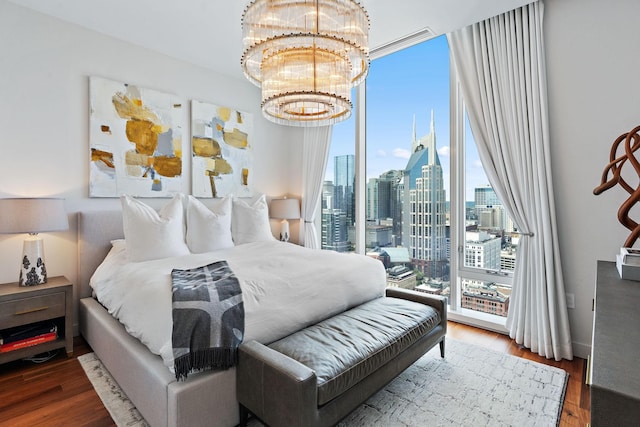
[90,240,386,370]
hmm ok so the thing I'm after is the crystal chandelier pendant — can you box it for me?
[241,0,370,127]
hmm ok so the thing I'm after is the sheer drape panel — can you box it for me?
[448,1,573,360]
[300,126,332,249]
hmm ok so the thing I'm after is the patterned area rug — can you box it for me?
[77,353,148,427]
[79,339,567,427]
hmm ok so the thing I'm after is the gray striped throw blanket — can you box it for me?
[171,260,244,381]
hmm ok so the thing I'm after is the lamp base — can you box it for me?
[279,219,290,243]
[19,235,47,286]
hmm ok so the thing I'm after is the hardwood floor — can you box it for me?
[0,337,113,427]
[0,322,590,427]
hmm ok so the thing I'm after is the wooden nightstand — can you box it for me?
[0,276,73,364]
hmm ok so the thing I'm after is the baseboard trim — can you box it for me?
[572,340,591,359]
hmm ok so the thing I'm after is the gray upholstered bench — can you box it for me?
[237,287,447,427]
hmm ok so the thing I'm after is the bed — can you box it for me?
[77,206,387,427]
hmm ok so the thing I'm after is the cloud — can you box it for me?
[376,149,387,157]
[392,148,411,159]
[473,159,483,168]
[438,146,450,157]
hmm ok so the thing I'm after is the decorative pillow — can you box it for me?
[110,239,127,254]
[121,194,190,262]
[186,195,234,253]
[232,194,276,245]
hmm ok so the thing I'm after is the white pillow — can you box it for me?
[232,194,276,245]
[110,239,127,254]
[186,195,234,253]
[121,194,190,262]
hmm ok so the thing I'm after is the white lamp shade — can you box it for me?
[0,198,69,234]
[269,198,300,220]
[270,198,300,243]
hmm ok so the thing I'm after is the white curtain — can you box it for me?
[300,126,332,249]
[448,1,573,360]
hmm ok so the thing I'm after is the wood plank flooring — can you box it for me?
[0,337,112,427]
[0,322,590,426]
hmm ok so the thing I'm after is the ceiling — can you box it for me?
[8,0,533,81]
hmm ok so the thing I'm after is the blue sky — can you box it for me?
[325,35,489,201]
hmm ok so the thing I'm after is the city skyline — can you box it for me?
[322,102,515,318]
[325,34,490,202]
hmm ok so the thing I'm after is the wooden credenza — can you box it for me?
[590,260,640,425]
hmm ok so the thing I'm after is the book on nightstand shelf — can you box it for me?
[0,321,58,353]
[616,248,640,281]
[0,332,57,353]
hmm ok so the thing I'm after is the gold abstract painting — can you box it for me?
[191,100,253,198]
[89,76,183,197]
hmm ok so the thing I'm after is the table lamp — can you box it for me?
[269,198,300,242]
[0,198,69,286]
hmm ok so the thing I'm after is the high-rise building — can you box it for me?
[333,155,355,227]
[475,185,500,207]
[322,180,334,209]
[365,223,393,247]
[464,231,501,270]
[366,178,391,220]
[382,170,403,240]
[321,208,349,252]
[402,111,448,279]
[474,185,507,230]
[394,177,404,245]
[366,169,403,223]
[322,180,352,251]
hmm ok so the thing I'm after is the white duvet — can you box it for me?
[90,240,386,370]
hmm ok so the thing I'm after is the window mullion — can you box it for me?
[450,64,465,312]
[354,82,367,254]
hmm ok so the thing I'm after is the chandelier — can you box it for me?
[241,0,370,127]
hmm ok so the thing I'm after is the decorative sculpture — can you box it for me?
[594,125,640,247]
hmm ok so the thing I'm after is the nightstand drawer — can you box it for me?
[0,292,66,329]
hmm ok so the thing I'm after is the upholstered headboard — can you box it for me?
[77,210,124,299]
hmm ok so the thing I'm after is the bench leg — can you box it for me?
[239,404,249,427]
[439,339,445,358]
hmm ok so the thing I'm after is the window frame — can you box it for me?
[320,34,512,333]
[446,61,510,332]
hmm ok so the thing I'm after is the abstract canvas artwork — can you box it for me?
[191,100,253,198]
[89,76,183,197]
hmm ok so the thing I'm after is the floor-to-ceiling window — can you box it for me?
[321,93,356,253]
[364,36,451,300]
[319,34,519,329]
[455,108,516,327]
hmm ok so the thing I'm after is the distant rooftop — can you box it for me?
[382,247,411,263]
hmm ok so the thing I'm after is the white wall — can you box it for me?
[545,0,640,357]
[0,0,303,326]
